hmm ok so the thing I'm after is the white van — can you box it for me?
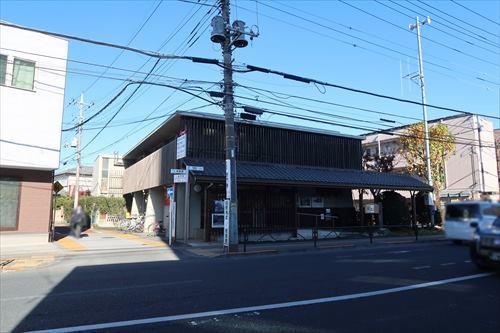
[444,201,499,244]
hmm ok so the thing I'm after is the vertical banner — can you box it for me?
[225,159,231,200]
[169,202,176,245]
[223,199,230,247]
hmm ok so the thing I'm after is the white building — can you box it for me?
[54,166,94,197]
[0,22,68,236]
[91,154,125,197]
[363,114,499,202]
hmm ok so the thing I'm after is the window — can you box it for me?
[0,178,21,230]
[12,58,35,90]
[0,54,7,85]
[445,204,480,220]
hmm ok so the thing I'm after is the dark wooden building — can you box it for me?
[123,111,431,242]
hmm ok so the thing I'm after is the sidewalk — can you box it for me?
[1,233,62,272]
[180,234,447,258]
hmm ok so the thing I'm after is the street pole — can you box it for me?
[73,93,84,209]
[476,115,486,194]
[73,93,92,209]
[221,0,239,252]
[411,16,434,225]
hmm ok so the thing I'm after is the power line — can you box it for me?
[338,0,499,68]
[451,0,500,27]
[391,0,499,50]
[240,2,499,87]
[233,91,492,147]
[243,63,500,120]
[416,0,500,40]
[83,0,164,93]
[235,104,495,149]
[0,21,220,63]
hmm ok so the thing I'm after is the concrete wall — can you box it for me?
[0,168,52,234]
[172,182,203,241]
[0,25,68,170]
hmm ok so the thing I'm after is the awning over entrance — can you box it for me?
[184,159,432,192]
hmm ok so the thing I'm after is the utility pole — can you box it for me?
[73,92,92,209]
[410,16,434,224]
[210,0,258,252]
[220,0,239,253]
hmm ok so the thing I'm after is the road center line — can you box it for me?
[412,265,431,270]
[25,273,493,333]
[1,279,202,302]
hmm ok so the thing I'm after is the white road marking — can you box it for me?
[0,280,202,302]
[464,260,471,263]
[412,265,431,270]
[387,250,411,254]
[440,262,455,266]
[25,273,493,333]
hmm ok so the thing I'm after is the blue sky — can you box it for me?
[1,0,499,169]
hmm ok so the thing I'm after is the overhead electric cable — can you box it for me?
[338,0,499,67]
[243,63,500,120]
[83,0,164,93]
[451,0,500,27]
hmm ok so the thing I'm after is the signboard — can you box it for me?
[223,199,230,247]
[225,159,231,199]
[188,165,204,172]
[365,203,379,214]
[174,174,188,183]
[176,133,187,160]
[170,169,187,174]
[166,187,174,198]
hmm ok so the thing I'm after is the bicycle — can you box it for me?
[146,221,164,237]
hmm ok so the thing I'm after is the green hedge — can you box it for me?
[55,195,125,222]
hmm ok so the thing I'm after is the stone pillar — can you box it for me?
[145,187,164,234]
[131,191,144,216]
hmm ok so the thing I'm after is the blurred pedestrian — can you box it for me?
[70,205,85,238]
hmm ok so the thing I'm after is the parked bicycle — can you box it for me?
[146,220,165,237]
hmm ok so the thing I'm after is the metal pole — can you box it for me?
[414,17,434,225]
[221,0,239,253]
[476,115,486,193]
[73,93,84,209]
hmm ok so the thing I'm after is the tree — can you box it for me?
[399,123,455,202]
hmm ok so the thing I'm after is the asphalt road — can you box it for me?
[1,242,498,333]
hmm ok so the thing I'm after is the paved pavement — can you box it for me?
[1,240,498,332]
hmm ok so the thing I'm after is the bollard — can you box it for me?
[414,223,419,242]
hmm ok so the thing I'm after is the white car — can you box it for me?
[444,201,499,244]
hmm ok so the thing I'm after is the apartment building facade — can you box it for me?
[363,114,499,202]
[91,154,125,197]
[0,23,68,235]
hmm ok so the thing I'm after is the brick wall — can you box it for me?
[0,168,52,234]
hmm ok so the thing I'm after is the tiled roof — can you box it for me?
[183,159,432,191]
